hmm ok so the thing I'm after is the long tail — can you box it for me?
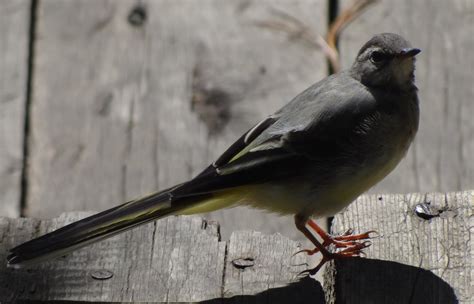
[7,186,200,268]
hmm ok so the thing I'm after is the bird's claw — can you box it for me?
[334,240,371,256]
[296,232,374,276]
[293,248,320,257]
[333,230,378,242]
[297,257,328,277]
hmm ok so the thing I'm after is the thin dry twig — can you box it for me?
[326,0,378,60]
[255,0,378,73]
[255,8,339,71]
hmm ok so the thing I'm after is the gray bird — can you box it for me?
[8,33,420,274]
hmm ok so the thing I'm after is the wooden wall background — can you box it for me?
[0,1,30,218]
[1,0,473,243]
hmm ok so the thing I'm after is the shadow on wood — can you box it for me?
[200,276,325,304]
[332,258,458,304]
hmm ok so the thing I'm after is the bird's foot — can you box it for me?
[294,216,377,276]
[298,241,371,276]
[294,227,377,256]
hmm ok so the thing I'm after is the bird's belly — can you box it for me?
[242,183,319,215]
[313,142,409,216]
[316,156,401,216]
[243,143,409,217]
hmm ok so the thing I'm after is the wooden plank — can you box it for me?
[27,0,326,242]
[0,213,226,302]
[0,213,319,302]
[326,191,473,304]
[0,0,30,217]
[223,231,322,303]
[2,191,471,302]
[339,0,474,193]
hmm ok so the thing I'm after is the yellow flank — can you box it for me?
[177,189,246,215]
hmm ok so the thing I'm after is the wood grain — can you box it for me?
[326,191,473,304]
[224,231,309,297]
[339,0,474,194]
[26,0,326,242]
[0,0,30,217]
[216,230,322,303]
[0,213,226,302]
[0,213,316,302]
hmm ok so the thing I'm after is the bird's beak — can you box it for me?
[397,48,421,58]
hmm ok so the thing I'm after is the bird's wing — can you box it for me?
[172,74,377,199]
[171,113,293,198]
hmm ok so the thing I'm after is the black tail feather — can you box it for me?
[7,189,176,267]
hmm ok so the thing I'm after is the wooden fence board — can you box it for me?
[0,0,30,217]
[27,0,326,242]
[326,191,473,304]
[0,213,316,302]
[339,0,474,194]
[1,191,472,302]
[0,213,227,302]
[224,231,308,297]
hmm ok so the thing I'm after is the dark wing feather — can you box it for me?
[213,115,279,167]
[171,114,303,198]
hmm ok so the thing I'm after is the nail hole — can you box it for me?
[128,5,147,27]
[232,257,255,269]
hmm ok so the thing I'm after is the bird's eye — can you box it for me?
[370,51,388,63]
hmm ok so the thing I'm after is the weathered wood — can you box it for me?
[339,0,474,193]
[0,0,30,217]
[326,191,473,304]
[0,213,226,302]
[224,231,314,298]
[1,191,472,302]
[0,213,315,302]
[26,0,326,242]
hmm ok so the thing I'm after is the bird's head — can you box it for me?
[351,33,421,90]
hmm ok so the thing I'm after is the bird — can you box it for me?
[7,33,420,275]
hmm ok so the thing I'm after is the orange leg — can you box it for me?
[294,216,375,275]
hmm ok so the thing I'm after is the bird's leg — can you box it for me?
[294,215,333,257]
[294,215,372,275]
[294,215,335,275]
